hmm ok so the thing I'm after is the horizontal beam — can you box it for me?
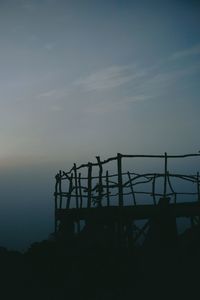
[55,202,200,221]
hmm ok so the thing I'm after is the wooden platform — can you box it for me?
[56,201,200,221]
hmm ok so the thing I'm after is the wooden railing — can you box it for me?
[54,153,200,210]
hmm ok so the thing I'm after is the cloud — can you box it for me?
[81,59,200,115]
[36,89,58,99]
[131,62,200,101]
[83,94,154,114]
[33,56,200,117]
[170,44,200,60]
[75,65,147,92]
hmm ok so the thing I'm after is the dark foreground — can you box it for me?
[0,226,200,300]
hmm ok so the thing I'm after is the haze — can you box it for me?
[0,0,200,250]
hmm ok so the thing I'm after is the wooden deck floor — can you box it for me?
[56,201,200,221]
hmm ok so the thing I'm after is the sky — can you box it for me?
[0,0,200,250]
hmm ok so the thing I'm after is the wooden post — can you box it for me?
[54,174,59,233]
[66,173,73,209]
[152,175,156,205]
[127,171,136,205]
[78,173,83,208]
[117,153,123,207]
[96,156,103,207]
[197,172,200,202]
[164,152,168,198]
[87,163,92,208]
[74,163,79,208]
[59,170,62,209]
[117,153,123,246]
[174,192,177,204]
[106,171,110,207]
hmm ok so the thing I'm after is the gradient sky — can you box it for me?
[0,0,200,250]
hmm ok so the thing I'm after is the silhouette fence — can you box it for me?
[54,153,200,209]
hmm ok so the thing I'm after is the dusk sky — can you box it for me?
[0,0,200,250]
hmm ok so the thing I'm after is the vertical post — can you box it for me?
[197,172,200,202]
[87,163,92,208]
[78,173,83,208]
[174,193,177,204]
[54,174,59,234]
[164,152,168,198]
[127,172,136,205]
[59,170,62,209]
[117,153,123,207]
[74,163,79,208]
[66,173,73,209]
[106,171,110,207]
[152,175,156,205]
[96,156,103,207]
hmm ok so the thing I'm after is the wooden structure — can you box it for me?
[54,153,200,247]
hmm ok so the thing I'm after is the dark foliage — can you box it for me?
[1,225,200,299]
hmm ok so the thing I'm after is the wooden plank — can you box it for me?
[56,201,200,221]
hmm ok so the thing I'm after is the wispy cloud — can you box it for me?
[131,62,200,101]
[33,54,200,116]
[79,59,200,115]
[36,89,58,99]
[75,65,148,92]
[170,43,200,60]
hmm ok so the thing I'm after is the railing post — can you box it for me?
[54,174,59,234]
[197,172,200,202]
[106,171,110,207]
[96,156,103,207]
[78,173,83,208]
[164,152,168,198]
[87,163,92,208]
[59,170,62,209]
[127,171,136,205]
[66,173,73,209]
[74,163,79,208]
[117,153,123,207]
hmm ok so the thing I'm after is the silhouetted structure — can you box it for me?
[54,153,200,249]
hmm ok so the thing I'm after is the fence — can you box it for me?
[54,153,200,211]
